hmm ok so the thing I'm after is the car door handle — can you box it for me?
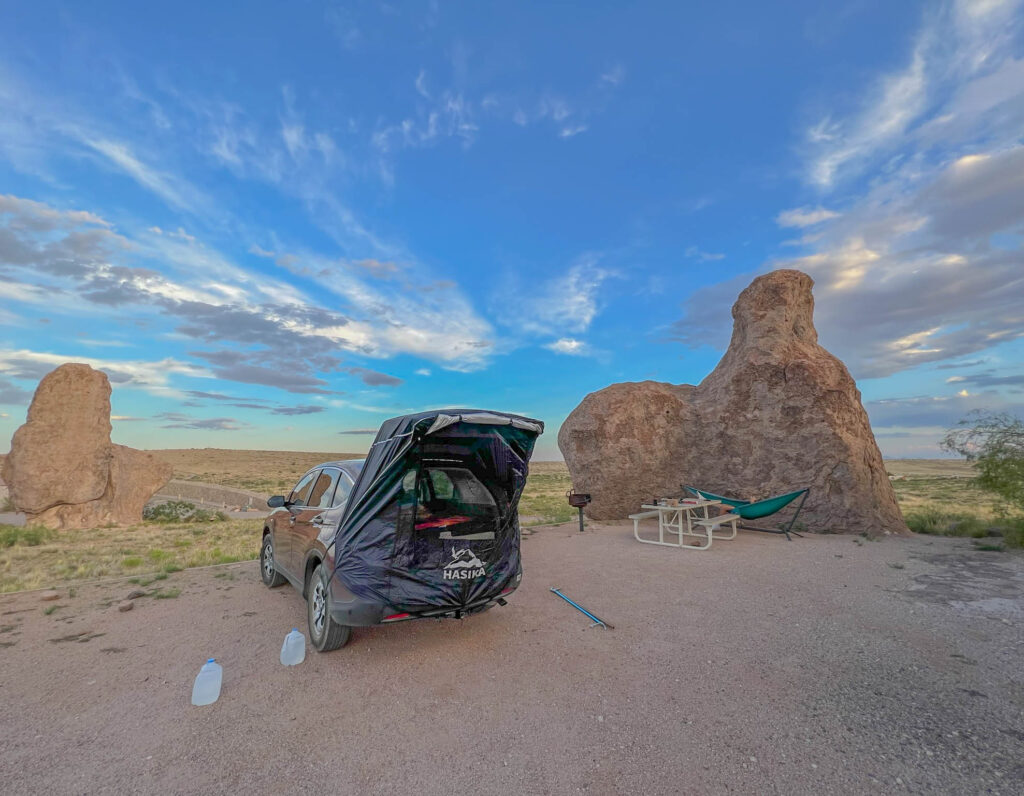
[311,514,325,526]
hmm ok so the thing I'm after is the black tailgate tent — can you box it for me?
[332,410,544,613]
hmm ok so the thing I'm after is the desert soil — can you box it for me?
[1,523,1021,795]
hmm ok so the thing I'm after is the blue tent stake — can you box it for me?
[550,587,614,629]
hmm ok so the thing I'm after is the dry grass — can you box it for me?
[150,448,363,496]
[889,476,1005,519]
[0,519,256,593]
[518,461,577,526]
[884,458,976,478]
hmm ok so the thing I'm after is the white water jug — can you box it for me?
[191,658,222,706]
[280,628,306,666]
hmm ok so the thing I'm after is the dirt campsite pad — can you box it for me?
[1,524,1022,795]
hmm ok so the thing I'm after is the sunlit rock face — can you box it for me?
[2,364,172,529]
[558,269,908,535]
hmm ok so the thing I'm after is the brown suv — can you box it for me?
[260,459,364,650]
[259,410,543,653]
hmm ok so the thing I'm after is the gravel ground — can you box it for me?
[1,523,1022,795]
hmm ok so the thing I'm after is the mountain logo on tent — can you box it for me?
[443,547,486,580]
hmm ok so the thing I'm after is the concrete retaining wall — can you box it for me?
[154,479,267,510]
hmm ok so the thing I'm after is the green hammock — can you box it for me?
[684,486,810,540]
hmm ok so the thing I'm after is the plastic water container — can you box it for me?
[280,628,306,666]
[191,658,222,706]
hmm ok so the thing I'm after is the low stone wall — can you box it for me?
[153,479,267,510]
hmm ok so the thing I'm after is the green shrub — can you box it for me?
[0,525,55,548]
[143,501,228,524]
[1000,516,1024,549]
[905,508,1022,547]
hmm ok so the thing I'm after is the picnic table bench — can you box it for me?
[630,499,727,551]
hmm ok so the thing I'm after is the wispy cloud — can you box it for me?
[344,366,403,387]
[0,348,210,398]
[510,254,616,339]
[599,64,626,87]
[155,411,249,431]
[1,193,498,383]
[775,206,841,228]
[805,0,1024,187]
[271,405,326,415]
[83,138,198,211]
[672,0,1024,379]
[0,375,32,405]
[684,246,725,262]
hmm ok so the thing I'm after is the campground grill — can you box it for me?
[566,489,591,533]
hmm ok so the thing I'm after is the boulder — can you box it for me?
[2,364,112,514]
[3,364,173,529]
[558,269,908,535]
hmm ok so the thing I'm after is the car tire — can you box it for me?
[260,534,287,588]
[308,563,351,652]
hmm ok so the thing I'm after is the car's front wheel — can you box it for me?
[260,534,287,587]
[308,564,351,651]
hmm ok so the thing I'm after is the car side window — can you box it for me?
[289,470,319,506]
[332,471,355,508]
[427,469,455,500]
[310,468,341,510]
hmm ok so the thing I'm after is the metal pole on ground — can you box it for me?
[550,587,614,629]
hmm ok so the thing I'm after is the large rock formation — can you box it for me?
[2,364,172,529]
[558,269,908,535]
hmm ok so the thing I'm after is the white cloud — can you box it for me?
[809,46,927,187]
[806,0,1024,187]
[559,124,588,138]
[674,145,1024,377]
[83,138,197,212]
[673,2,1024,379]
[1,194,498,383]
[415,368,431,376]
[415,69,430,99]
[775,206,841,228]
[684,246,725,262]
[0,348,211,398]
[0,194,110,228]
[372,90,479,154]
[544,338,591,356]
[512,255,616,337]
[599,65,626,87]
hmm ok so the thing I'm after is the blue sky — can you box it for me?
[0,0,1022,460]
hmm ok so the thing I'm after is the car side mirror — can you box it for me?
[267,495,286,508]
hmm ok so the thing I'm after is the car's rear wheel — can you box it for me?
[260,534,286,587]
[308,564,351,651]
